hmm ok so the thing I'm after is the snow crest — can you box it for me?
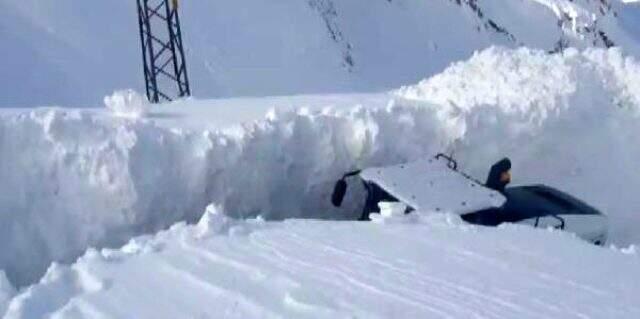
[396,46,640,117]
[1,47,640,288]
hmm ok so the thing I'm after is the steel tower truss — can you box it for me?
[136,0,191,103]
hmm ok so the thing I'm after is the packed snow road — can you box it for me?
[4,209,639,318]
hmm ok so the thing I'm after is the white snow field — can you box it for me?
[1,46,640,317]
[4,209,640,318]
[1,0,639,107]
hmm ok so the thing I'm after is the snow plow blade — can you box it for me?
[358,157,506,215]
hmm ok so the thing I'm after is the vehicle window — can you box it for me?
[526,187,575,211]
[516,215,565,230]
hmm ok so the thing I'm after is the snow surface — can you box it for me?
[4,210,640,318]
[1,46,640,316]
[1,0,638,107]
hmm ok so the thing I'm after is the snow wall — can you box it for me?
[1,47,640,288]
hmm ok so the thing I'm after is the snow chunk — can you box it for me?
[196,204,233,238]
[120,236,165,256]
[196,204,266,238]
[104,89,150,119]
[370,202,413,224]
[378,202,407,218]
[610,244,638,256]
[621,245,637,256]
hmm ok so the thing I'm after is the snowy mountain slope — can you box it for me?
[617,0,640,37]
[0,0,140,107]
[3,210,639,318]
[0,46,639,292]
[1,0,639,107]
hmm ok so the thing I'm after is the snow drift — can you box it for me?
[1,47,640,288]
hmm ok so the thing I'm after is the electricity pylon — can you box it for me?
[136,0,191,103]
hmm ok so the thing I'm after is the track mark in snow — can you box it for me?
[52,298,111,319]
[250,231,479,318]
[283,228,535,318]
[157,261,279,319]
[253,239,419,309]
[282,291,338,317]
[179,239,268,282]
[5,218,640,318]
[535,272,609,297]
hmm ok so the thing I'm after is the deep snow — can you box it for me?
[0,46,639,293]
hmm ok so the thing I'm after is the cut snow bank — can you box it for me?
[1,46,640,288]
[0,101,451,287]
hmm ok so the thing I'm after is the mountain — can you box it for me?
[1,0,638,107]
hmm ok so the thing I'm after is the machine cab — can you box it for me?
[332,155,506,220]
[332,155,608,245]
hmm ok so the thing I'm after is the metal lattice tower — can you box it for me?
[136,0,191,103]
